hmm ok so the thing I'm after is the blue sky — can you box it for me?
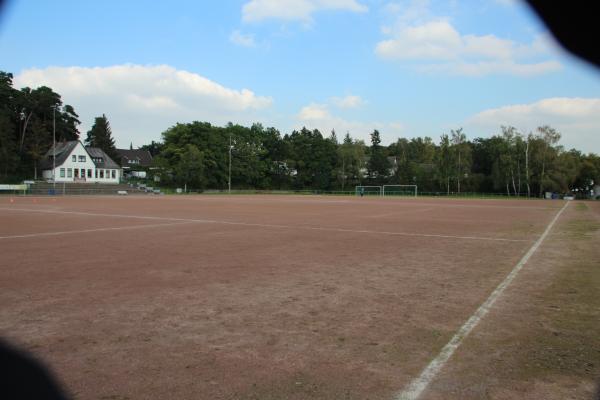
[1,0,599,152]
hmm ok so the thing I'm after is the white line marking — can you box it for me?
[395,201,569,400]
[0,221,193,240]
[0,207,531,243]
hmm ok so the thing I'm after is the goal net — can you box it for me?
[382,185,418,197]
[355,185,382,196]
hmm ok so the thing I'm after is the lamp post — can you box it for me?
[52,105,56,193]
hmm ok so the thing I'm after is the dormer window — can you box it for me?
[72,155,76,162]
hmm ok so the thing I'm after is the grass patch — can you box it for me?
[515,207,600,382]
[566,218,600,239]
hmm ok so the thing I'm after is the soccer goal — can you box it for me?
[355,185,383,196]
[382,184,418,197]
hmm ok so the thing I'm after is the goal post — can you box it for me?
[355,185,383,196]
[382,184,418,197]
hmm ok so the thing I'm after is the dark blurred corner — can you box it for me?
[524,0,599,70]
[0,339,70,399]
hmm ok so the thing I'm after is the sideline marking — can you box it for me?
[0,221,193,240]
[395,201,569,400]
[0,207,531,243]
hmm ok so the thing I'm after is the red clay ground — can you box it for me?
[0,194,594,399]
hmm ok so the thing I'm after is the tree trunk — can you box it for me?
[341,157,345,191]
[457,150,461,193]
[33,159,37,180]
[517,159,521,196]
[446,176,450,195]
[539,149,547,197]
[511,167,517,196]
[506,182,510,196]
[525,140,531,197]
[20,111,33,153]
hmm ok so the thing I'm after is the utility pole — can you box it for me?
[228,134,232,194]
[53,105,56,193]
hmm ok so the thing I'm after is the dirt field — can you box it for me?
[0,195,598,399]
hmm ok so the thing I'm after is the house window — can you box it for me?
[100,170,104,178]
[67,168,72,178]
[81,169,85,178]
[95,170,98,178]
[60,168,65,178]
[72,155,76,162]
[87,169,92,178]
[79,155,86,162]
[111,170,116,179]
[105,170,109,178]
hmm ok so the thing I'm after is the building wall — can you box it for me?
[43,142,121,183]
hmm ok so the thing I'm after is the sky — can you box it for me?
[1,0,599,152]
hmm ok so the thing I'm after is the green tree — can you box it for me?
[27,118,52,179]
[336,132,366,190]
[141,140,164,157]
[0,72,19,179]
[86,114,119,161]
[536,125,561,196]
[286,127,337,190]
[436,134,453,194]
[367,129,389,182]
[0,113,18,179]
[450,128,471,193]
[175,144,205,190]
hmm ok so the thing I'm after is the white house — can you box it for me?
[41,141,121,183]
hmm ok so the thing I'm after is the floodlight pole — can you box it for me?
[52,105,56,193]
[228,134,232,194]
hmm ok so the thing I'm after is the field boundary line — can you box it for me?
[0,207,531,243]
[0,221,194,240]
[395,201,569,400]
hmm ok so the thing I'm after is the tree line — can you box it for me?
[149,121,599,196]
[1,71,599,195]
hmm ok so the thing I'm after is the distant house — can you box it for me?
[40,141,121,183]
[116,148,153,178]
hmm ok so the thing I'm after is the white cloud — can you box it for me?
[242,0,368,23]
[230,30,256,47]
[466,98,600,153]
[375,14,562,76]
[331,95,364,109]
[14,64,273,147]
[299,103,331,120]
[296,102,403,144]
[418,60,561,76]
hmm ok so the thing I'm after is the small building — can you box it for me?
[116,148,153,179]
[41,140,121,183]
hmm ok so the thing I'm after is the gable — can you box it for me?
[40,141,93,170]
